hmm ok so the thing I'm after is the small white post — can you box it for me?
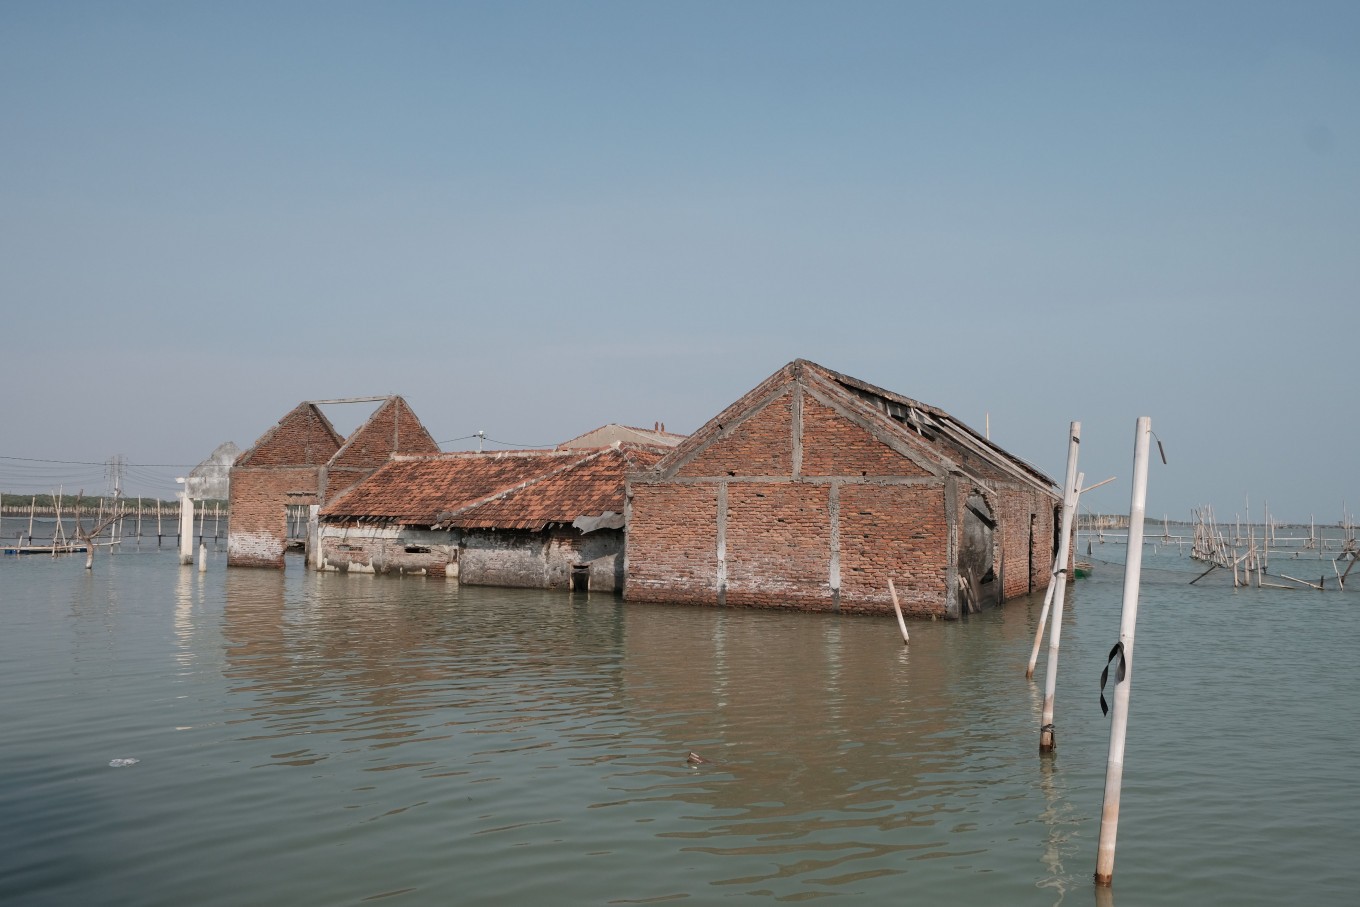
[1039,422,1082,752]
[198,541,207,573]
[1094,416,1153,887]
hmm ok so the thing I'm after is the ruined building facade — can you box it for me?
[625,360,1060,618]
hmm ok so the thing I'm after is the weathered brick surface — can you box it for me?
[800,394,931,478]
[626,362,1060,618]
[676,390,793,478]
[230,397,439,569]
[227,467,320,568]
[235,403,342,468]
[837,482,949,616]
[725,482,832,608]
[626,484,720,604]
[996,486,1060,599]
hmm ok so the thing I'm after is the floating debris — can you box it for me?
[108,758,140,768]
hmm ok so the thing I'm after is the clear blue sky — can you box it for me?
[2,2,1356,522]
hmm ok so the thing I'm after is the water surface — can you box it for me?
[2,539,1356,905]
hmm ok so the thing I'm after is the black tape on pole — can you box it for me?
[1099,642,1126,717]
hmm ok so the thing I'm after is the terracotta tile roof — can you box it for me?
[443,445,667,531]
[320,445,668,530]
[320,451,576,524]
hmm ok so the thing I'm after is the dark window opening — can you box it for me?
[405,545,431,554]
[570,564,589,592]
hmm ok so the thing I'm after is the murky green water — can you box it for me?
[2,539,1356,905]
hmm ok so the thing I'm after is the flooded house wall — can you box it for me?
[317,524,626,592]
[996,485,1061,601]
[318,525,456,577]
[228,397,436,570]
[460,528,625,592]
[228,467,323,568]
[626,383,961,617]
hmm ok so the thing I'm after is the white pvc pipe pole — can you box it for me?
[1027,473,1086,680]
[1094,416,1152,887]
[1039,423,1081,752]
[1025,574,1058,679]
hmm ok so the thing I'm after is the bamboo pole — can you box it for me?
[1277,574,1323,590]
[888,579,909,644]
[1039,422,1082,752]
[1094,416,1152,887]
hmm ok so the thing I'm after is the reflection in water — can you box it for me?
[607,603,1049,897]
[210,570,1060,899]
[7,541,1360,906]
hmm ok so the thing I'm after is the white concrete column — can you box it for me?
[178,491,195,565]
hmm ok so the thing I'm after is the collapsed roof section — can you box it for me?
[321,444,668,533]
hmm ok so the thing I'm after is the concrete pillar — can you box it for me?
[306,504,320,570]
[178,492,195,566]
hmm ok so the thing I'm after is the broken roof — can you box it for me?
[641,359,1058,497]
[321,445,667,531]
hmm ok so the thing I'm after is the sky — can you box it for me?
[2,1,1356,523]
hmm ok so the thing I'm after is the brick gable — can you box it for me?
[675,390,794,478]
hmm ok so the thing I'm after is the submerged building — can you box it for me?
[316,443,668,592]
[625,360,1061,618]
[227,396,440,568]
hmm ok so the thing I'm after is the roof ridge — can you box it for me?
[433,448,600,525]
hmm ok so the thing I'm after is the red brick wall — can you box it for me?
[725,482,833,608]
[626,377,1056,618]
[228,467,320,568]
[801,395,930,478]
[626,483,721,604]
[995,485,1059,600]
[676,390,793,478]
[628,384,957,616]
[238,405,340,468]
[837,482,949,616]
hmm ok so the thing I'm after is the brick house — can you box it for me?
[624,360,1061,618]
[316,444,667,592]
[227,396,439,568]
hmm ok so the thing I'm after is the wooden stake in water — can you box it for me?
[1039,423,1082,752]
[1094,416,1153,887]
[888,579,909,644]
